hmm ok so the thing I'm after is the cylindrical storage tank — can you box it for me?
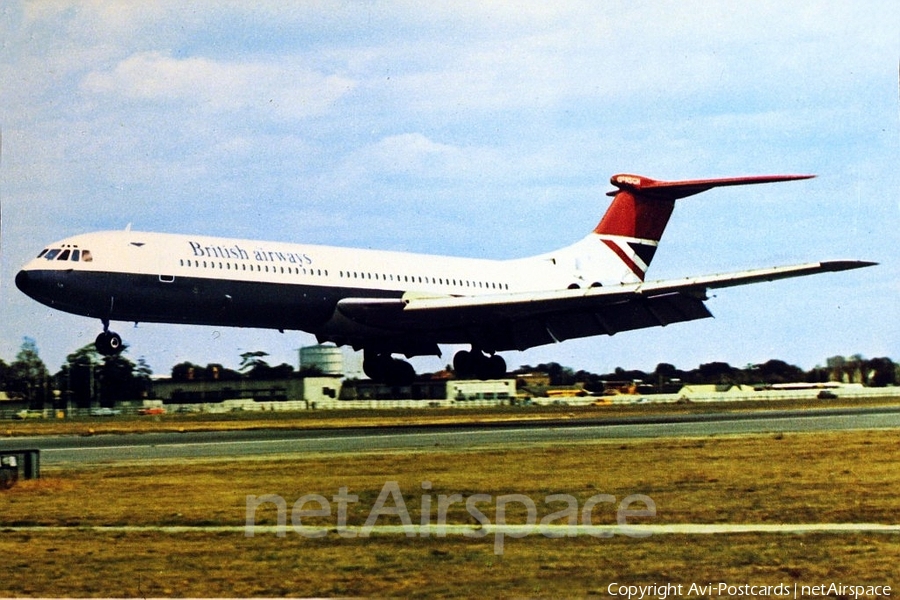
[299,344,344,376]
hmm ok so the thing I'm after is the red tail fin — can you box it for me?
[594,173,814,241]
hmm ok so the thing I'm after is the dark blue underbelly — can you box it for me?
[16,269,401,333]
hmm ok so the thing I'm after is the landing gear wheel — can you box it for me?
[389,360,416,386]
[485,354,507,379]
[363,352,416,386]
[453,350,507,380]
[453,350,474,378]
[95,331,123,356]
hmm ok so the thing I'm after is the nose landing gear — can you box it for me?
[95,320,124,356]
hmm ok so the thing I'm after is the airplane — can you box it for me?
[15,173,875,384]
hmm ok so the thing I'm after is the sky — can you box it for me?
[1,1,898,379]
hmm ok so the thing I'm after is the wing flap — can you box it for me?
[556,293,713,338]
[505,292,713,351]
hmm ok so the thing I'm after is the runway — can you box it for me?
[5,404,900,465]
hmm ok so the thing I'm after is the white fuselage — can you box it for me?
[18,229,639,299]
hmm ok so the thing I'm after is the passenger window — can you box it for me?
[57,250,71,261]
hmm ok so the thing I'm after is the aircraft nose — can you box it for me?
[15,269,30,293]
[15,268,49,300]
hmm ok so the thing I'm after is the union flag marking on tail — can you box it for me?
[600,237,658,281]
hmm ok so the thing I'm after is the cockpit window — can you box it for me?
[41,247,93,262]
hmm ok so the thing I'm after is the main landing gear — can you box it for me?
[453,349,507,380]
[363,349,508,385]
[363,351,416,386]
[95,320,124,356]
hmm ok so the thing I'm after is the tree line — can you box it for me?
[514,355,898,394]
[0,336,896,407]
[0,339,299,408]
[0,338,153,408]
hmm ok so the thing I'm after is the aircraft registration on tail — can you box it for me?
[15,173,875,384]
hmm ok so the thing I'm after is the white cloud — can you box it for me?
[81,51,356,120]
[332,133,458,183]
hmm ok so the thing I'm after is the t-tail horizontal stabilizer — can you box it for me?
[606,173,816,199]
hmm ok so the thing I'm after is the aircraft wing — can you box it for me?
[634,260,875,295]
[333,260,875,353]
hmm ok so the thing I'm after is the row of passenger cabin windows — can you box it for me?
[338,270,509,290]
[37,248,93,262]
[177,258,508,290]
[179,259,327,277]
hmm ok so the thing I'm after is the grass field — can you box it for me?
[2,423,899,597]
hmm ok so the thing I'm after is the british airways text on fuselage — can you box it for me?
[188,240,314,266]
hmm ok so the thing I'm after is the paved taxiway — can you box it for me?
[4,405,899,465]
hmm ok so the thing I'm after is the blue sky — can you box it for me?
[1,1,898,377]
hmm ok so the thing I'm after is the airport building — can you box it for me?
[148,375,518,411]
[142,343,518,411]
